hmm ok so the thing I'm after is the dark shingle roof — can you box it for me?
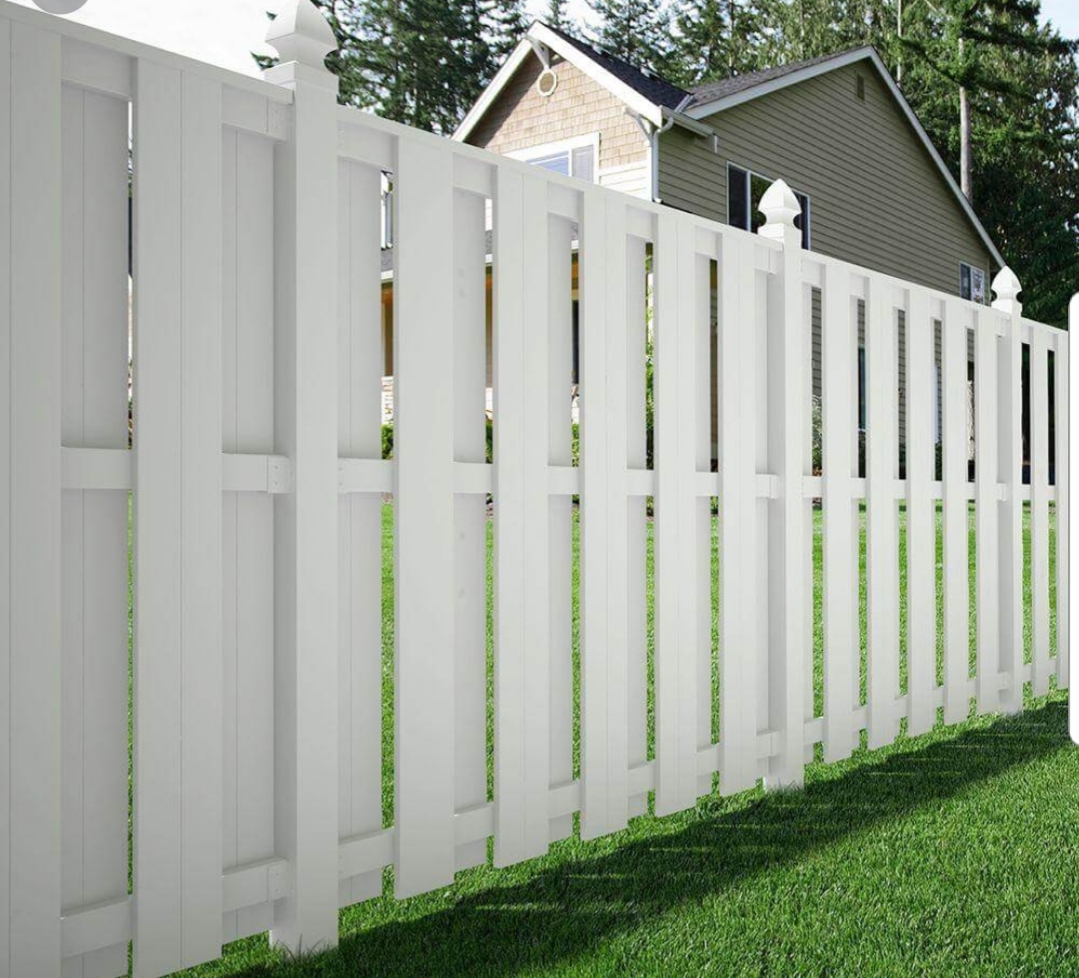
[687,48,870,107]
[541,24,692,111]
[534,28,869,116]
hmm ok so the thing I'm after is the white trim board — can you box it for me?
[455,22,673,142]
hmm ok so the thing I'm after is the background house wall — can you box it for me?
[466,52,651,198]
[659,62,996,296]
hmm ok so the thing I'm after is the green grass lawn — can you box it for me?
[174,504,1077,978]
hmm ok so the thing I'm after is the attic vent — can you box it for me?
[856,74,866,101]
[537,68,559,97]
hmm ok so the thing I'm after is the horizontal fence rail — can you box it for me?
[0,1,1072,975]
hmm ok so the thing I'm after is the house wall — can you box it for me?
[661,62,992,449]
[465,52,651,198]
[658,62,996,297]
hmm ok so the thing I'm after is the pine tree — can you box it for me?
[672,0,767,85]
[587,0,675,75]
[547,0,576,33]
[487,0,530,67]
[896,0,1075,204]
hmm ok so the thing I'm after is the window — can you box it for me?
[856,74,866,101]
[511,136,597,184]
[727,163,811,249]
[960,262,987,304]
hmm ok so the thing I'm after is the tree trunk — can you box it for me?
[959,85,972,200]
[959,38,972,201]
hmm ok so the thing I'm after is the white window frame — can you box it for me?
[726,161,812,249]
[959,261,988,304]
[508,132,600,182]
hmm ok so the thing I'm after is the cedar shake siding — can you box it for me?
[465,53,650,198]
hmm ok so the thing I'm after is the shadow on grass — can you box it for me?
[230,701,1069,978]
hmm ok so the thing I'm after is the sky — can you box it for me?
[4,0,1076,79]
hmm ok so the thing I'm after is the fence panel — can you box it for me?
[60,81,130,978]
[0,3,1073,969]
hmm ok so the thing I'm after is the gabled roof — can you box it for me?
[687,49,862,108]
[544,24,692,111]
[454,26,1004,268]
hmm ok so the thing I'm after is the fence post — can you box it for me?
[263,1,341,954]
[991,267,1024,714]
[758,181,807,789]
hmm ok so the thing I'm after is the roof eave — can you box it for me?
[454,21,664,144]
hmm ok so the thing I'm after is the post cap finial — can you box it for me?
[758,179,801,230]
[266,0,338,71]
[991,266,1022,305]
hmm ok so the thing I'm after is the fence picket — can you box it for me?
[719,233,761,793]
[393,136,457,895]
[974,309,1002,715]
[906,288,936,735]
[453,183,490,872]
[60,82,130,978]
[132,61,224,977]
[0,18,63,978]
[1057,320,1070,694]
[822,262,857,760]
[626,233,649,818]
[547,213,575,842]
[494,166,551,865]
[580,191,630,839]
[1030,326,1052,695]
[654,212,702,816]
[942,299,971,724]
[337,159,384,906]
[866,277,900,749]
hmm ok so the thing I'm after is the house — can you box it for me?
[382,22,1009,466]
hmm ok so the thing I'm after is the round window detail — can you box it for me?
[536,68,559,97]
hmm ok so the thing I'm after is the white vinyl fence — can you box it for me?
[0,1,1072,976]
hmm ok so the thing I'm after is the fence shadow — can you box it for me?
[231,700,1069,978]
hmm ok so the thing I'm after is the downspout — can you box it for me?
[627,94,693,204]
